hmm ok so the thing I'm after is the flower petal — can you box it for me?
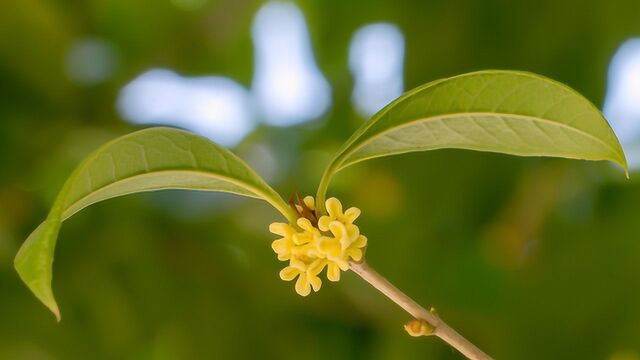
[334,258,350,271]
[352,235,367,248]
[347,248,363,262]
[317,216,331,232]
[271,238,289,253]
[297,218,314,232]
[345,224,361,246]
[329,221,354,249]
[295,274,311,296]
[305,245,323,258]
[303,196,316,210]
[292,233,311,245]
[344,207,361,223]
[328,221,347,239]
[308,274,322,292]
[289,258,307,271]
[277,254,289,261]
[279,266,300,281]
[326,263,341,282]
[325,197,343,218]
[308,259,326,276]
[269,222,293,236]
[318,237,342,257]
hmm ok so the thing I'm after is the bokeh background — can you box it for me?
[1,0,640,359]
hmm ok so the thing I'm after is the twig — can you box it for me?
[350,261,493,360]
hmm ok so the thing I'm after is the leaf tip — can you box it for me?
[14,229,62,322]
[610,146,630,179]
[49,303,61,322]
[618,156,630,179]
[32,285,61,322]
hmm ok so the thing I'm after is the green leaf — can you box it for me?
[317,70,628,207]
[15,127,295,320]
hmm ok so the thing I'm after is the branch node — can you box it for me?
[404,318,435,337]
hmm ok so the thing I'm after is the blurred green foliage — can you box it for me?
[1,0,640,359]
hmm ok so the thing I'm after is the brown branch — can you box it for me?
[350,261,493,360]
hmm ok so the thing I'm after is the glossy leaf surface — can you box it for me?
[317,70,627,206]
[15,127,294,320]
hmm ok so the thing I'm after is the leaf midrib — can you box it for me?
[61,169,276,221]
[336,111,622,171]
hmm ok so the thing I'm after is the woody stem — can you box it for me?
[349,261,493,360]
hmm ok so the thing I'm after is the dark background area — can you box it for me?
[1,0,639,359]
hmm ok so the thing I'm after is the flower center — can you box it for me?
[288,192,318,226]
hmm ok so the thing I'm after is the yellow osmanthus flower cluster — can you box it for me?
[269,196,367,296]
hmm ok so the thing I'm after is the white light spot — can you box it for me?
[603,38,640,170]
[349,23,405,117]
[251,2,331,126]
[65,37,119,85]
[117,69,255,147]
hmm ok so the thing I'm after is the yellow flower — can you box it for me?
[269,222,297,261]
[279,258,324,296]
[292,218,320,246]
[270,196,368,295]
[318,221,367,281]
[270,219,323,261]
[317,197,361,232]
